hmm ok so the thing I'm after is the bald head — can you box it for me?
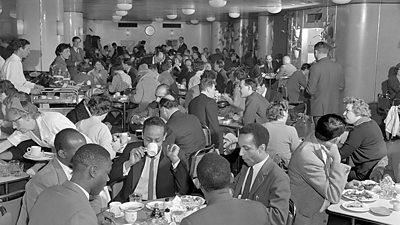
[283,56,291,65]
[155,84,170,102]
[54,128,87,166]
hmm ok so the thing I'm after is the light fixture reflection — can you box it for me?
[117,0,133,11]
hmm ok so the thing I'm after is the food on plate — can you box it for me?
[343,190,376,201]
[346,201,363,208]
[361,180,377,190]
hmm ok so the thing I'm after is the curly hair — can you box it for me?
[343,97,371,117]
[87,94,112,116]
[266,100,289,121]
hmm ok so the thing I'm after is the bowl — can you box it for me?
[119,202,144,212]
[217,101,230,108]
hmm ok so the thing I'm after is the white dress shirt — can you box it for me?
[241,155,269,194]
[1,53,35,93]
[7,112,76,149]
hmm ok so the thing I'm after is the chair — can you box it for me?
[188,145,217,179]
[377,93,391,115]
[201,125,212,147]
[286,199,297,225]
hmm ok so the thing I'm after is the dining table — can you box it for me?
[327,191,400,225]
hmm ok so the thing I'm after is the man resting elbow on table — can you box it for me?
[108,117,193,203]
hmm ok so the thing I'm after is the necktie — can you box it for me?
[241,167,253,199]
[148,157,155,200]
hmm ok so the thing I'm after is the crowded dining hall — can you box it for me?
[0,0,399,224]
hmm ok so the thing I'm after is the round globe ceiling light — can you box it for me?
[182,8,195,15]
[332,0,352,4]
[117,0,132,11]
[191,19,199,24]
[209,0,227,8]
[166,13,178,20]
[267,3,282,14]
[154,17,164,22]
[112,15,122,20]
[206,16,216,22]
[115,10,128,16]
[229,7,240,18]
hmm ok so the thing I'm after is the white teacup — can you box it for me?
[120,133,129,144]
[109,201,122,216]
[120,202,143,223]
[135,129,143,139]
[146,143,158,157]
[27,146,43,157]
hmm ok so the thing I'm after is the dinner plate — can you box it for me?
[146,201,167,210]
[370,207,392,216]
[342,190,379,202]
[341,201,369,212]
[23,152,54,161]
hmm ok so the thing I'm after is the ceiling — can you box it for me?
[74,0,327,22]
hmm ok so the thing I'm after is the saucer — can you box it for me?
[26,152,45,158]
[23,152,54,161]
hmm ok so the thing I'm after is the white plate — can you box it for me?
[342,190,379,202]
[342,201,369,212]
[146,201,166,210]
[106,209,124,218]
[23,152,54,161]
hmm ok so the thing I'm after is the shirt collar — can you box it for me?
[252,155,269,174]
[11,53,21,61]
[71,182,90,200]
[56,158,73,180]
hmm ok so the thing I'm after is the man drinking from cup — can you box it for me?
[109,117,193,202]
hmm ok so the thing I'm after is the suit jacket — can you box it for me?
[265,61,279,74]
[66,47,85,80]
[286,70,307,103]
[243,92,269,125]
[232,157,291,225]
[177,43,188,55]
[181,191,269,225]
[109,141,193,202]
[188,93,223,149]
[288,133,349,225]
[28,181,97,225]
[388,75,400,100]
[165,111,206,164]
[18,159,68,225]
[307,57,344,116]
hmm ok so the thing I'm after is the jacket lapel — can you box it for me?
[249,158,271,196]
[52,158,69,184]
[233,166,248,197]
[130,158,146,192]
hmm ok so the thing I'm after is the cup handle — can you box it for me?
[27,147,31,153]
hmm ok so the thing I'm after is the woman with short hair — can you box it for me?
[340,97,387,181]
[50,43,71,78]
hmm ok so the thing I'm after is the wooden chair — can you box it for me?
[188,145,217,180]
[201,124,212,147]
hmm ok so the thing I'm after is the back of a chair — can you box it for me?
[201,125,212,147]
[286,199,296,225]
[377,93,391,115]
[188,145,216,179]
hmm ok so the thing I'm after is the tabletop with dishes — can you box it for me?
[109,194,205,225]
[327,176,400,224]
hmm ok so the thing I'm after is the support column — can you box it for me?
[211,21,223,52]
[233,19,249,58]
[16,0,63,71]
[63,12,83,44]
[258,15,274,59]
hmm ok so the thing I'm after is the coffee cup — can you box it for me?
[146,143,158,157]
[27,146,43,157]
[109,201,122,216]
[135,129,143,139]
[120,133,129,144]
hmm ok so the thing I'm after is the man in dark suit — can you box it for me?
[160,96,206,163]
[109,117,193,202]
[177,36,188,55]
[188,77,222,149]
[256,76,283,103]
[66,36,85,81]
[29,144,113,225]
[286,63,310,103]
[307,42,345,124]
[387,66,400,99]
[181,153,269,225]
[18,129,90,225]
[240,78,269,125]
[232,123,290,225]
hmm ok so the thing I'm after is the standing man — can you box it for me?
[214,59,228,93]
[240,78,269,125]
[28,144,113,225]
[66,36,85,81]
[289,114,350,225]
[232,123,290,225]
[0,39,44,94]
[307,42,345,124]
[177,37,188,55]
[189,77,223,149]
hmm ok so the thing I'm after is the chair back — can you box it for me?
[286,199,296,225]
[188,145,216,179]
[377,93,392,115]
[201,125,212,147]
